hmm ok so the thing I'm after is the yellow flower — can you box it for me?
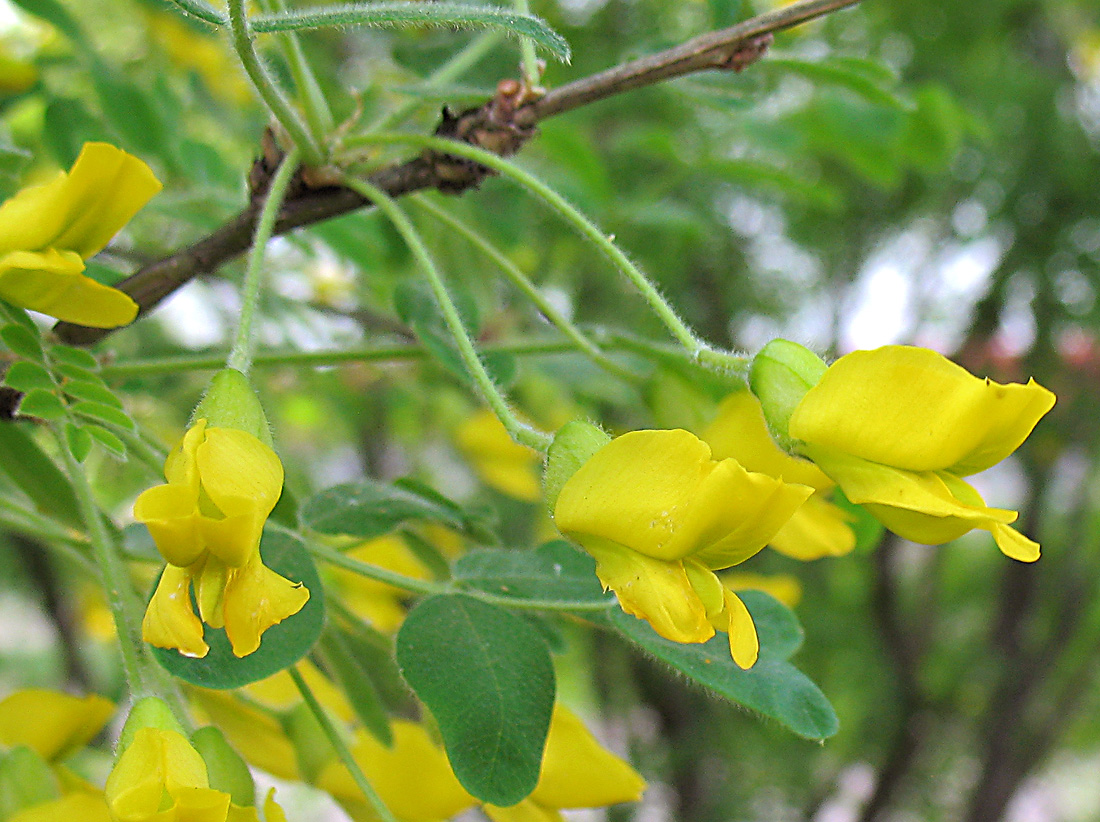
[105,727,229,822]
[0,689,114,761]
[787,345,1056,561]
[9,793,113,822]
[318,721,476,822]
[134,418,309,658]
[456,409,542,502]
[703,392,855,560]
[0,142,160,327]
[554,429,813,668]
[484,704,645,822]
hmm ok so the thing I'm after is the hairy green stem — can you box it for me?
[289,665,399,822]
[226,147,302,375]
[413,195,637,382]
[307,541,448,596]
[258,0,335,143]
[342,175,553,452]
[225,0,323,163]
[346,132,710,358]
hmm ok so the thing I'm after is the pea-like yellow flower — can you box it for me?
[484,704,645,822]
[703,392,855,560]
[554,429,813,668]
[134,419,309,658]
[0,689,114,761]
[0,142,160,327]
[318,721,477,822]
[787,345,1056,561]
[456,409,542,502]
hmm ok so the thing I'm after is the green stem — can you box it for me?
[166,0,225,26]
[342,175,553,452]
[0,499,97,575]
[413,195,637,382]
[289,665,400,822]
[258,0,335,143]
[513,0,542,87]
[370,30,503,131]
[225,0,323,163]
[226,147,302,375]
[307,540,448,596]
[53,429,163,698]
[344,132,709,358]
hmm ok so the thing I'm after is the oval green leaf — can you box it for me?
[454,541,614,608]
[396,593,555,805]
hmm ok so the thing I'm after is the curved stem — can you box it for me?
[226,147,302,375]
[345,132,709,358]
[307,540,448,596]
[413,194,638,383]
[342,175,553,452]
[225,0,323,163]
[289,665,399,822]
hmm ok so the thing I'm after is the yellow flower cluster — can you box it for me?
[134,419,309,658]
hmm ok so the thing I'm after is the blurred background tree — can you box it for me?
[0,0,1097,820]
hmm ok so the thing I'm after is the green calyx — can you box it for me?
[543,420,611,513]
[116,696,185,756]
[190,726,256,807]
[749,339,827,451]
[191,368,273,446]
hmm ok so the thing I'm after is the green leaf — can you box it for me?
[303,478,477,541]
[62,379,124,409]
[3,361,54,393]
[396,594,555,805]
[1,324,43,361]
[69,400,134,430]
[610,594,837,740]
[0,422,82,528]
[54,363,101,384]
[318,630,393,746]
[150,530,325,689]
[250,2,571,62]
[43,99,114,167]
[454,541,613,608]
[17,389,66,420]
[47,345,100,372]
[85,424,128,460]
[64,422,93,463]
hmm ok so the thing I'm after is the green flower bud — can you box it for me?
[192,368,273,446]
[749,339,827,450]
[0,747,60,819]
[190,726,256,807]
[543,420,611,512]
[117,696,185,755]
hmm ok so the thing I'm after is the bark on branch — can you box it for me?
[54,0,860,345]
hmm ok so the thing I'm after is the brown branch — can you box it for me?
[53,0,861,346]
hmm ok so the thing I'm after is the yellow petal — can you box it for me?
[584,535,713,643]
[171,786,233,821]
[189,691,299,781]
[0,690,114,761]
[318,723,475,820]
[8,793,113,822]
[720,571,803,608]
[142,565,209,659]
[484,799,562,822]
[105,727,209,820]
[243,659,354,723]
[789,346,1055,474]
[703,392,833,490]
[721,588,759,669]
[990,522,1041,563]
[194,555,230,629]
[768,493,856,560]
[0,142,161,258]
[164,420,207,486]
[0,248,137,327]
[262,789,288,822]
[528,705,645,810]
[456,409,542,502]
[133,482,205,567]
[222,556,309,657]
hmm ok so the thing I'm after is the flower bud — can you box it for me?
[543,420,611,512]
[190,726,256,807]
[749,339,827,450]
[192,368,273,445]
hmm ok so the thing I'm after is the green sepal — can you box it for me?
[117,696,185,755]
[190,726,256,807]
[191,368,273,446]
[542,420,611,513]
[749,339,828,450]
